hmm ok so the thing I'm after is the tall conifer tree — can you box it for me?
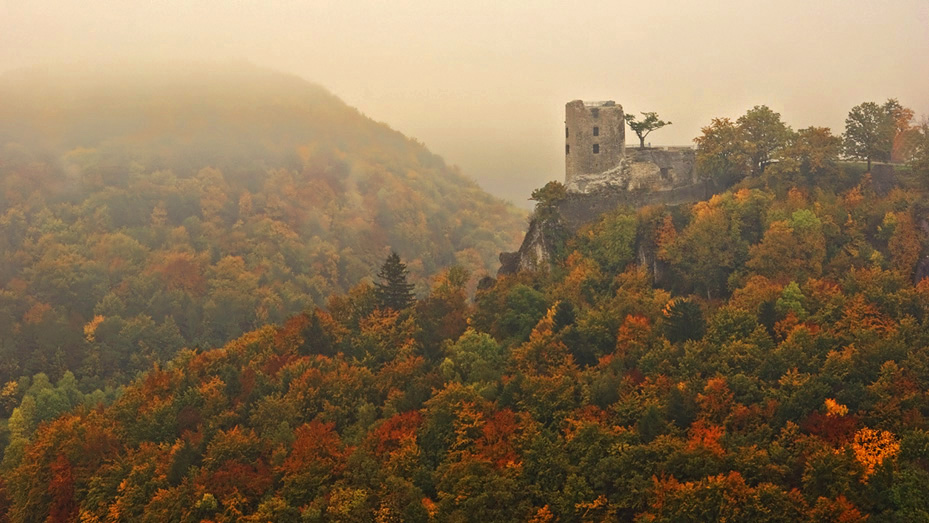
[375,252,415,311]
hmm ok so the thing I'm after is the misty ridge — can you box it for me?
[0,62,443,176]
[0,61,525,384]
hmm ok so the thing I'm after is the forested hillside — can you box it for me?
[0,63,526,384]
[4,105,929,521]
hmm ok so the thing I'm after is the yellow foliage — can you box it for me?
[824,398,849,417]
[83,315,105,343]
[852,427,899,477]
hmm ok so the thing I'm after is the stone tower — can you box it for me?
[565,100,625,189]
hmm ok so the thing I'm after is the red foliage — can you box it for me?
[261,352,297,378]
[476,409,521,468]
[47,454,77,523]
[801,412,859,445]
[367,411,423,457]
[274,314,310,354]
[237,368,256,404]
[197,459,273,503]
[624,368,646,386]
[279,421,348,477]
[176,405,203,434]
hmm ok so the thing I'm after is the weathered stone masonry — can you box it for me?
[565,100,625,190]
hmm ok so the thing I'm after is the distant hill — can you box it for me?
[0,63,526,383]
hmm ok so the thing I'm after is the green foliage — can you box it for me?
[843,100,896,170]
[663,298,705,343]
[575,210,638,274]
[624,111,672,148]
[908,120,929,183]
[374,252,416,311]
[775,281,808,320]
[737,105,792,176]
[695,117,750,186]
[529,181,567,219]
[440,328,504,389]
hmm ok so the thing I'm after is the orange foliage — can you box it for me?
[153,252,205,294]
[851,427,900,477]
[686,420,726,456]
[616,315,651,362]
[697,377,734,422]
[279,421,348,478]
[367,411,423,457]
[810,496,868,522]
[476,409,522,468]
[22,302,51,325]
[47,453,77,523]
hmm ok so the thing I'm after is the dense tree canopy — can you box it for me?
[0,65,525,385]
[4,127,929,520]
[1,86,928,521]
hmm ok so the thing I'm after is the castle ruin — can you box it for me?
[563,99,698,194]
[498,99,719,275]
[565,100,625,189]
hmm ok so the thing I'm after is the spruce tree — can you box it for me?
[374,252,415,311]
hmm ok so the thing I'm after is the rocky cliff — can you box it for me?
[498,176,724,276]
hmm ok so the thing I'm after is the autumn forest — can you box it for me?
[2,63,929,522]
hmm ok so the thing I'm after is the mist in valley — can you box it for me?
[3,0,927,206]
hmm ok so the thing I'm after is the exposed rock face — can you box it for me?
[567,147,698,194]
[498,214,567,275]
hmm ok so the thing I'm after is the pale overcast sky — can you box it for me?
[2,0,928,205]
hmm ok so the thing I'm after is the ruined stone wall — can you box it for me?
[567,146,699,194]
[565,100,624,189]
[556,180,716,231]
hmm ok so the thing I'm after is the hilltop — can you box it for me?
[0,63,526,383]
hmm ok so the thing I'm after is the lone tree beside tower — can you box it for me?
[625,112,671,149]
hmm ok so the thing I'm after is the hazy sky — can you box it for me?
[2,0,928,206]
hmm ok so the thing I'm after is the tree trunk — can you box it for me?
[867,157,872,171]
[639,136,645,149]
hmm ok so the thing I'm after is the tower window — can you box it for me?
[593,126,599,136]
[593,144,599,154]
[566,144,570,154]
[591,108,599,118]
[566,127,569,138]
